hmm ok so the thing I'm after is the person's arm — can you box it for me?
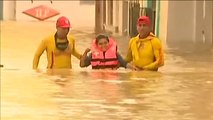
[80,49,92,67]
[117,53,127,68]
[33,39,47,69]
[143,38,164,70]
[117,53,139,70]
[125,38,134,63]
[71,39,82,59]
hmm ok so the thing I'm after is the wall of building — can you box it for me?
[204,1,212,45]
[158,1,168,46]
[3,1,16,20]
[0,1,3,20]
[3,1,95,28]
[165,1,212,46]
[195,1,212,45]
[122,1,129,35]
[166,1,196,45]
[118,1,123,34]
[112,1,119,33]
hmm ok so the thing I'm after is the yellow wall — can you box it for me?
[158,1,168,47]
[3,1,15,20]
[3,1,95,28]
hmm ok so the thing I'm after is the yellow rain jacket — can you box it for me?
[33,34,82,69]
[125,33,164,71]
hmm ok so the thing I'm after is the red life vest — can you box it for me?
[91,38,119,69]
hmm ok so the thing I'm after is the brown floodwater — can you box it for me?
[1,21,213,120]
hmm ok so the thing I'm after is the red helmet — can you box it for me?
[56,16,71,28]
[137,16,151,26]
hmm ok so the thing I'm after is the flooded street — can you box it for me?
[1,21,213,120]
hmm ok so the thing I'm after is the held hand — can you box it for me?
[126,63,140,71]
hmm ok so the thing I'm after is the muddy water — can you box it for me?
[1,21,213,120]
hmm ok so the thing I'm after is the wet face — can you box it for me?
[97,38,109,51]
[56,27,69,39]
[137,23,151,37]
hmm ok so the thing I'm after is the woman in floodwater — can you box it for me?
[80,34,137,70]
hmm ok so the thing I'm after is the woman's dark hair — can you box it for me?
[95,34,109,44]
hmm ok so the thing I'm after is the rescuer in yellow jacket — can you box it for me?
[125,16,164,71]
[33,16,82,69]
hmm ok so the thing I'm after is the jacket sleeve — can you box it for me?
[125,38,134,63]
[117,53,128,68]
[33,39,47,69]
[71,38,82,59]
[143,38,164,70]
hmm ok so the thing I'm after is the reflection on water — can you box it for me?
[1,21,213,120]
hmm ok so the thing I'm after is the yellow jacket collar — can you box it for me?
[136,32,155,41]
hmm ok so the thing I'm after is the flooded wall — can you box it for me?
[158,1,168,47]
[166,1,213,47]
[3,1,95,28]
[195,1,212,46]
[166,1,196,45]
[3,1,16,20]
[0,1,3,20]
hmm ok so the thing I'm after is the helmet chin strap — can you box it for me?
[54,33,69,51]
